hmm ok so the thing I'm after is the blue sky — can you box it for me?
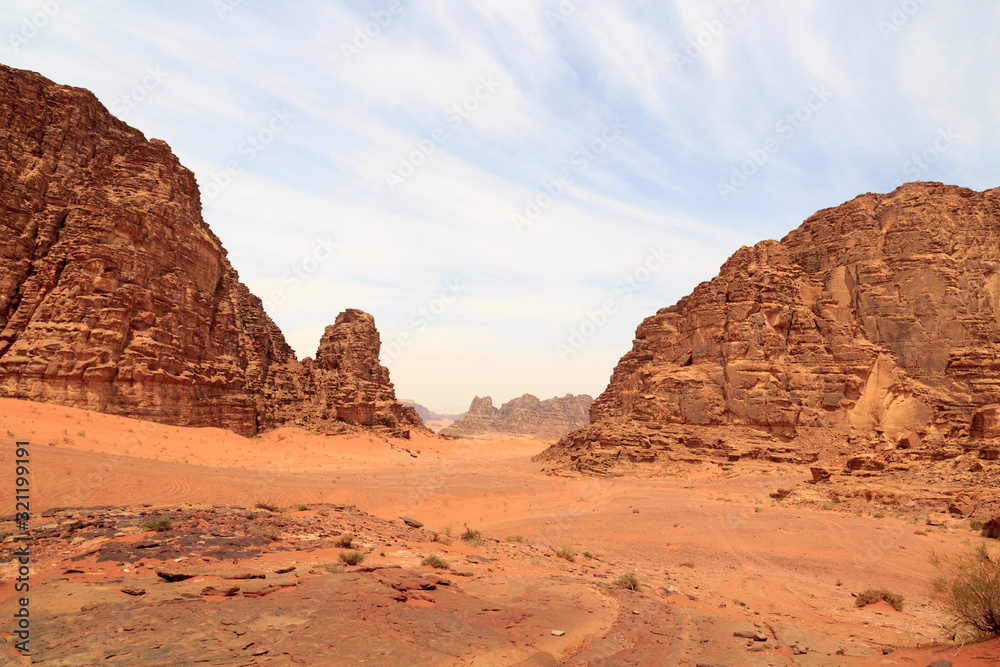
[3,1,998,412]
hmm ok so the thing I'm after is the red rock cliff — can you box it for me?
[538,183,1000,473]
[0,63,423,437]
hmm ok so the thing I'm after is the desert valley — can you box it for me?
[2,34,1000,667]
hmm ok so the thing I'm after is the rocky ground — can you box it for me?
[2,398,1000,665]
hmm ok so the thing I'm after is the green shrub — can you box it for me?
[143,518,172,532]
[339,550,365,566]
[421,554,450,569]
[855,587,904,611]
[930,544,1000,638]
[971,520,984,531]
[613,572,641,591]
[334,532,353,548]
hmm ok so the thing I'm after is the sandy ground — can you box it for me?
[2,397,999,665]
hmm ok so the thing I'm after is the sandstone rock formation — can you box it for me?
[539,182,1000,474]
[0,63,423,437]
[442,393,592,439]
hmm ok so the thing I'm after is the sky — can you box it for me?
[2,1,998,413]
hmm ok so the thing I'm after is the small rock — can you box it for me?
[551,630,566,637]
[399,516,423,528]
[120,587,146,596]
[792,644,807,655]
[274,566,296,574]
[925,661,953,667]
[631,609,640,615]
[882,648,894,655]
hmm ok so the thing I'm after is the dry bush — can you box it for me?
[930,544,1000,639]
[555,546,576,562]
[461,526,481,547]
[334,532,354,548]
[339,550,366,566]
[143,518,172,532]
[613,572,641,591]
[855,587,904,611]
[421,554,450,569]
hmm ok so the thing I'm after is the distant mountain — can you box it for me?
[441,394,592,439]
[400,400,466,431]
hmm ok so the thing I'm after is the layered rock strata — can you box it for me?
[0,63,423,437]
[538,182,1000,474]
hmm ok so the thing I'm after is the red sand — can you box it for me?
[2,397,998,664]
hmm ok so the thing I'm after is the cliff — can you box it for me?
[442,393,592,439]
[0,63,423,437]
[538,182,1000,474]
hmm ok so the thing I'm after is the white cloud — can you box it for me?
[4,0,999,411]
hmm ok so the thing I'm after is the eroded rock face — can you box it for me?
[0,63,422,437]
[441,393,591,439]
[261,309,426,437]
[540,182,1000,473]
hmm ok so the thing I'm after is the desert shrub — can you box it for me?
[143,518,172,532]
[506,535,524,543]
[253,526,282,542]
[679,561,695,569]
[421,554,450,569]
[855,587,904,611]
[339,550,366,566]
[555,546,576,562]
[461,526,481,547]
[255,501,279,512]
[320,562,344,574]
[433,532,451,544]
[613,572,641,591]
[297,504,310,512]
[334,532,354,548]
[930,544,1000,638]
[971,520,984,531]
[318,509,329,517]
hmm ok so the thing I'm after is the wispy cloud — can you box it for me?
[3,0,998,410]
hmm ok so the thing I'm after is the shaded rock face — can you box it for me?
[0,63,423,437]
[442,393,592,439]
[540,182,1000,473]
[261,310,427,436]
